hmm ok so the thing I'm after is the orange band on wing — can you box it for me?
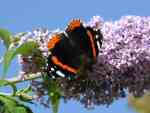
[87,31,96,61]
[67,19,81,32]
[47,34,61,49]
[51,56,78,74]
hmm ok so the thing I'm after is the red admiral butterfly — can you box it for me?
[47,19,103,79]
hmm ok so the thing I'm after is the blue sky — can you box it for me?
[0,0,149,113]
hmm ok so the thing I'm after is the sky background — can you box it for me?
[0,0,150,113]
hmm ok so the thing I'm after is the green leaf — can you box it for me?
[51,93,61,113]
[18,94,33,103]
[14,41,38,56]
[16,86,32,94]
[0,94,33,113]
[3,49,16,76]
[0,28,12,49]
[0,94,18,113]
[16,86,33,102]
[43,75,61,113]
[14,105,33,113]
[3,41,38,76]
[14,106,28,113]
[0,100,5,113]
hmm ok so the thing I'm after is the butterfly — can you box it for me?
[47,19,103,79]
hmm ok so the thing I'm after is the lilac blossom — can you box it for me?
[86,15,104,29]
[59,15,150,108]
[100,15,150,72]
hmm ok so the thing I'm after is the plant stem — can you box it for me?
[5,73,41,85]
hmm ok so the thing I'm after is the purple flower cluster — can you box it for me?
[58,15,150,108]
[19,16,150,108]
[101,16,150,70]
[86,16,104,29]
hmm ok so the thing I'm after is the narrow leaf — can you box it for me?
[16,86,33,102]
[14,41,38,56]
[43,75,61,113]
[14,107,28,113]
[17,86,32,94]
[0,28,12,49]
[14,105,33,113]
[51,93,61,113]
[0,100,5,113]
[0,94,18,112]
[3,49,16,76]
[0,94,33,113]
[3,41,38,76]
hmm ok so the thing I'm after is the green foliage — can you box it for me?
[43,75,62,113]
[128,93,150,113]
[50,92,61,113]
[3,50,16,77]
[0,94,33,113]
[0,29,62,113]
[16,86,33,102]
[0,28,12,49]
[14,41,38,56]
[3,41,38,76]
[16,86,32,94]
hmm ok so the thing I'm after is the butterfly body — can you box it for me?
[47,19,103,79]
